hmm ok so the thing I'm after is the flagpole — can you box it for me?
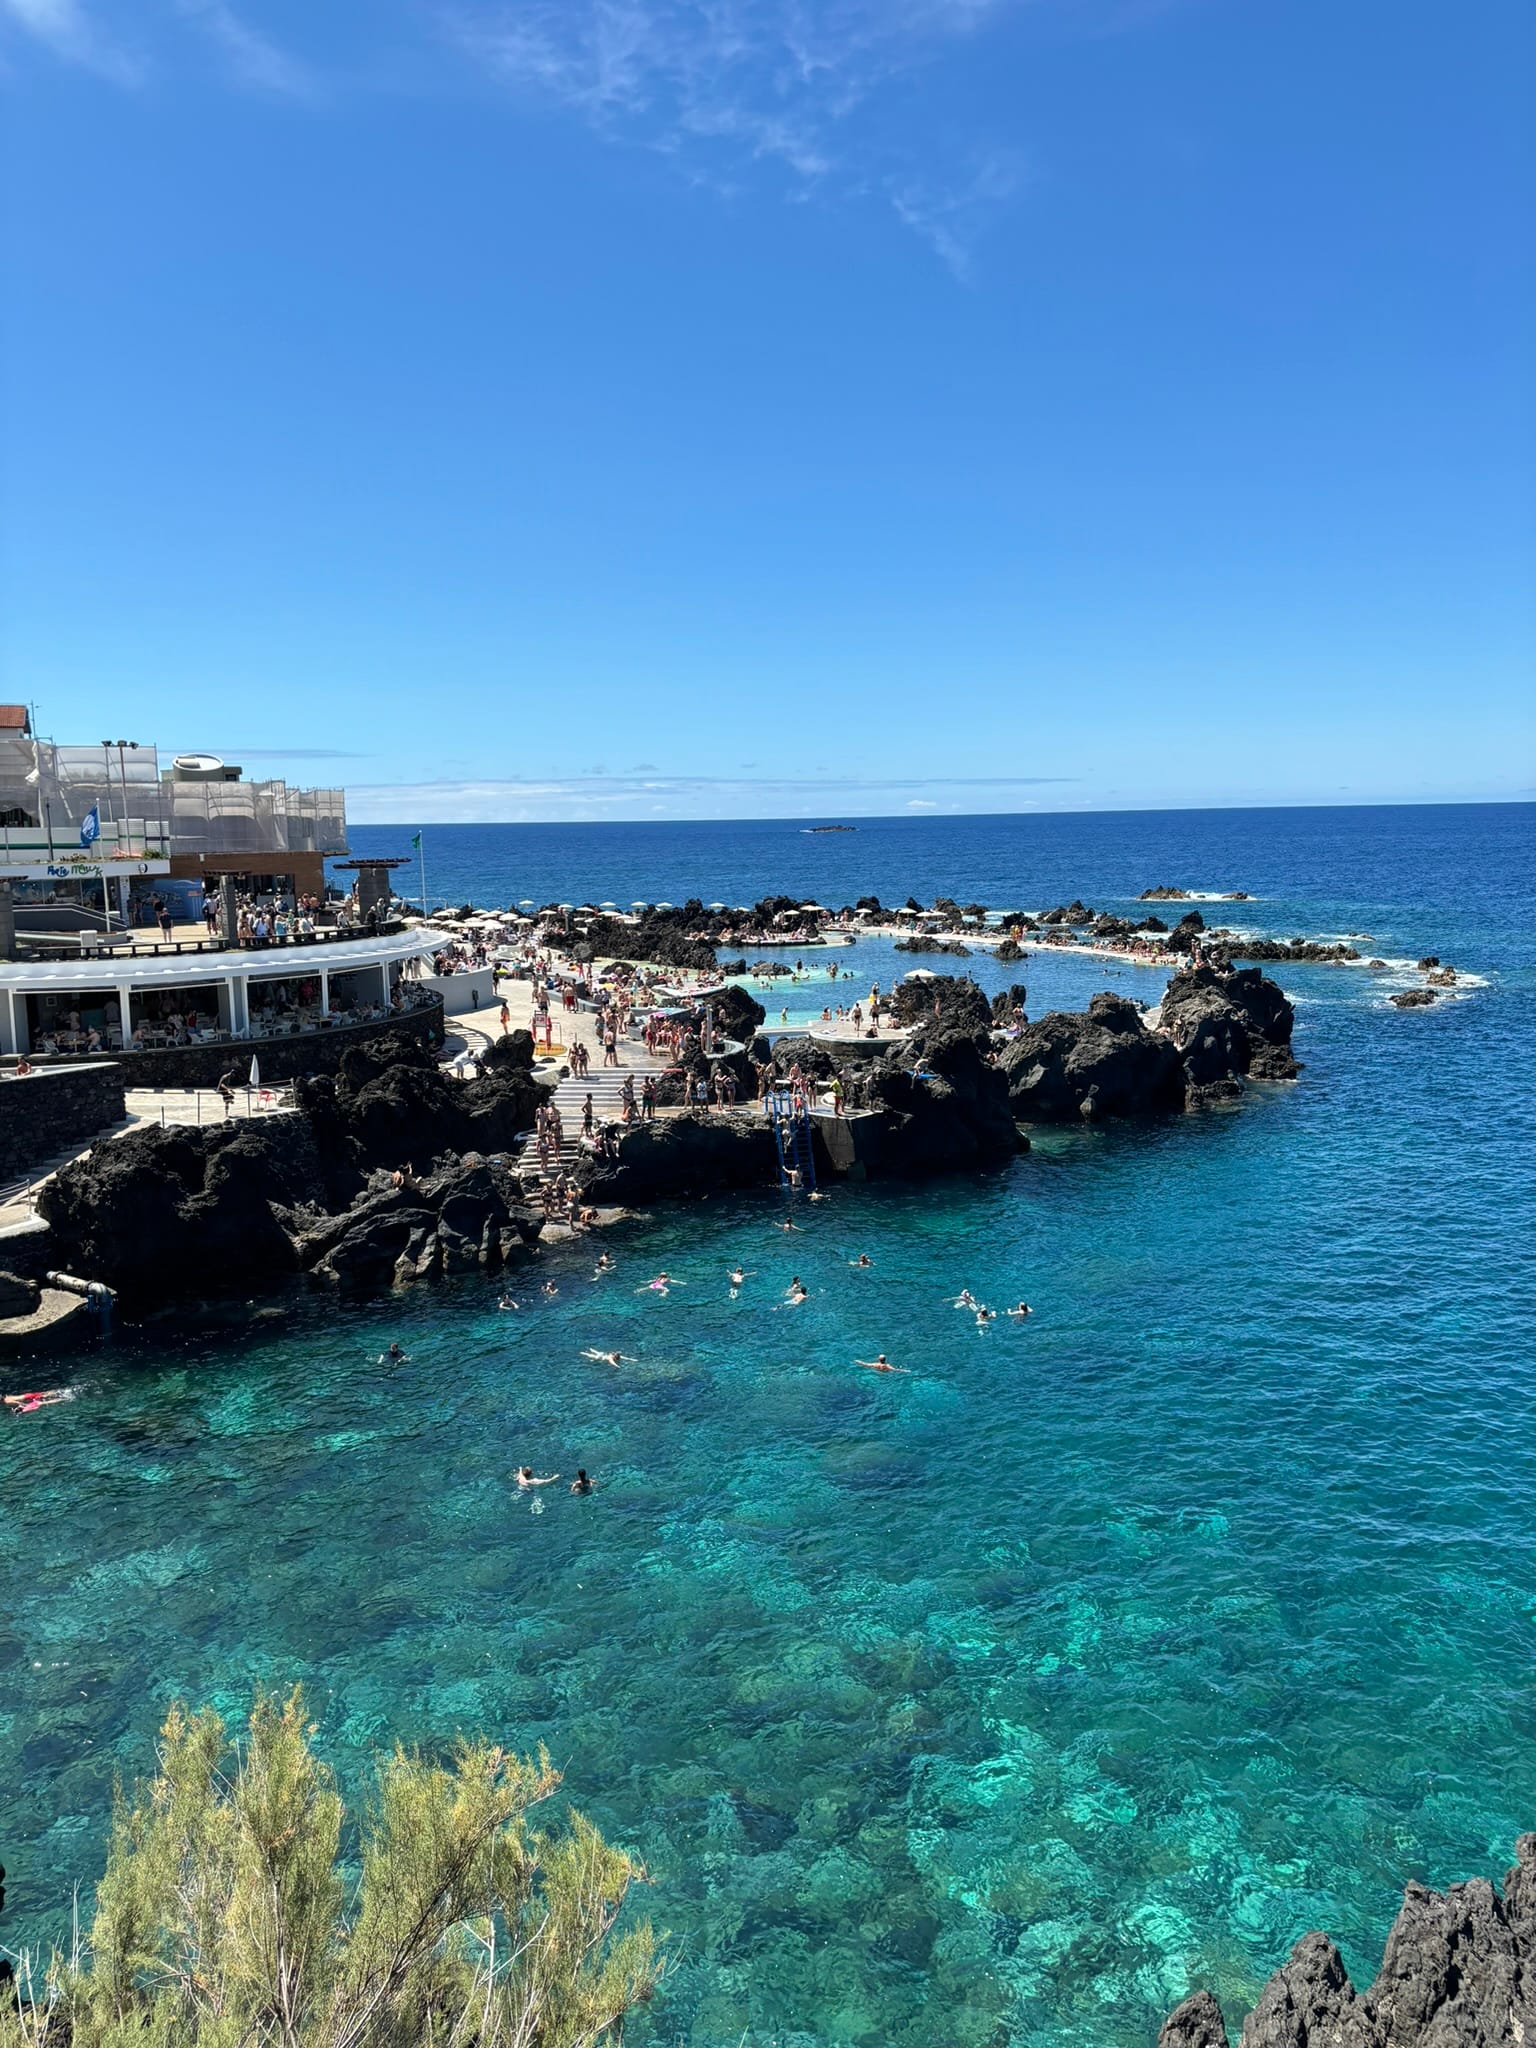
[417,832,427,917]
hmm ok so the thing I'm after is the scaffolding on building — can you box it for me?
[0,727,348,861]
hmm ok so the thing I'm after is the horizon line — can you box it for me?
[343,795,1535,831]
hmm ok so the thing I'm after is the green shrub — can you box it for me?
[2,1689,659,2048]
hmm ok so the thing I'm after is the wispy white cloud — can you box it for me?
[889,144,1027,279]
[347,766,1076,823]
[447,0,1027,269]
[175,0,315,98]
[2,0,1029,267]
[0,0,141,83]
[0,0,311,93]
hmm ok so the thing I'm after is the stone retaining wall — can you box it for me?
[0,1062,127,1178]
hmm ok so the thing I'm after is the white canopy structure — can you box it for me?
[0,925,455,1057]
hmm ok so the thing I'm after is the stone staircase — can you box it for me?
[518,1055,663,1192]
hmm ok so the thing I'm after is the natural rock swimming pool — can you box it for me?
[3,805,1532,2046]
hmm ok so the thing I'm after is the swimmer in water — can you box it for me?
[641,1271,674,1294]
[852,1253,873,1268]
[516,1466,560,1488]
[954,1289,978,1310]
[570,1469,594,1494]
[855,1354,909,1374]
[498,1293,520,1311]
[593,1252,615,1275]
[777,1218,801,1233]
[581,1349,634,1367]
[5,1388,71,1413]
[729,1266,752,1286]
[542,1280,559,1296]
[975,1307,996,1326]
[381,1343,408,1365]
[1007,1302,1033,1318]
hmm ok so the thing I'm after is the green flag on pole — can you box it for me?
[411,832,422,850]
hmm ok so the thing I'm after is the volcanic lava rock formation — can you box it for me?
[37,1032,544,1302]
[1159,1834,1536,2047]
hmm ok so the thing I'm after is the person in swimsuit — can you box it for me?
[1008,1302,1032,1318]
[852,1253,873,1268]
[975,1307,996,1325]
[571,1469,594,1494]
[581,1349,634,1366]
[954,1289,977,1310]
[516,1466,560,1487]
[855,1355,909,1374]
[5,1389,70,1412]
[729,1266,752,1286]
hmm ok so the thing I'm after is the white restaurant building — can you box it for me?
[0,926,443,1060]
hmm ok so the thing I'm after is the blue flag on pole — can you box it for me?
[79,804,100,848]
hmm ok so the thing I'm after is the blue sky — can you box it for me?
[2,0,1531,821]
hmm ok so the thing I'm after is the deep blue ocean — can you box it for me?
[4,804,1533,2046]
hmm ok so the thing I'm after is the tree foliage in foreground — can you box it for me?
[2,1690,659,2048]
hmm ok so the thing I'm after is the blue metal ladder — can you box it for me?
[769,1086,817,1192]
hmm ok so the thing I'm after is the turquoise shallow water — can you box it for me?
[4,805,1534,2044]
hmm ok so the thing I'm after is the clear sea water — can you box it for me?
[4,804,1533,2046]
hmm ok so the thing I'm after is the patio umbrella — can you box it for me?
[800,902,825,912]
[519,899,535,908]
[654,901,674,910]
[632,900,650,909]
[708,902,727,911]
[600,901,618,910]
[558,903,574,913]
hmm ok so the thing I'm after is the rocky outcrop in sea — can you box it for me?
[1159,1834,1536,2046]
[22,961,1302,1313]
[995,962,1299,1122]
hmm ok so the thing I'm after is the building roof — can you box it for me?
[0,926,454,993]
[0,705,30,732]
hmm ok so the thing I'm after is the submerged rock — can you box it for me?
[1159,1834,1536,2047]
